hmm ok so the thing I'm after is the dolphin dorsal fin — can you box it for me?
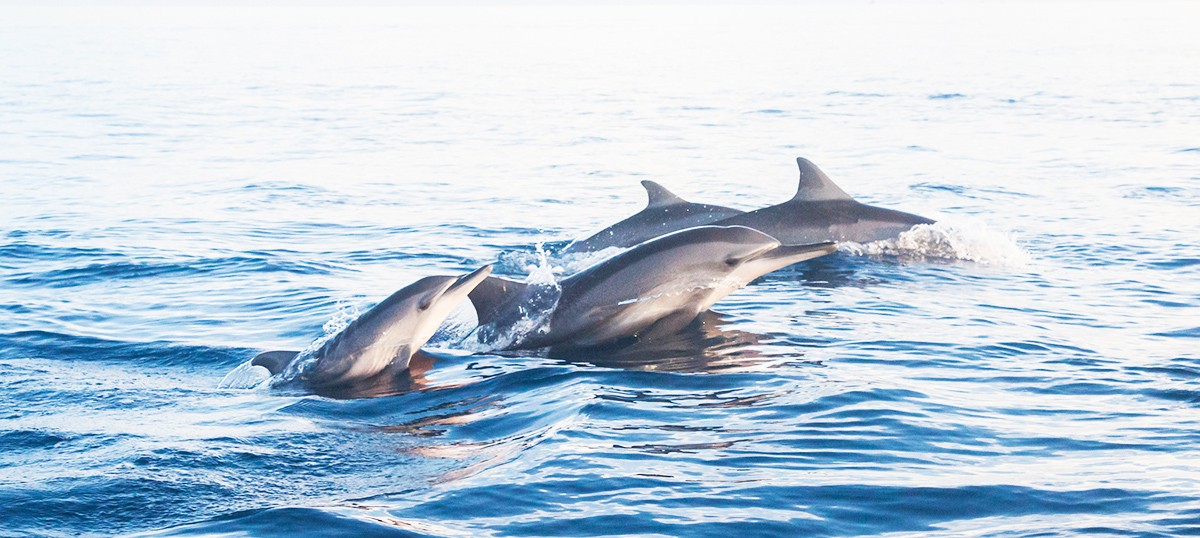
[792,157,852,201]
[467,276,529,326]
[251,350,300,375]
[641,180,687,209]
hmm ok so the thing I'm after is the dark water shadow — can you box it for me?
[543,311,780,373]
[754,251,921,289]
[305,351,440,400]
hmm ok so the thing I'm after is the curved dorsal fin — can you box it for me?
[640,180,687,209]
[467,276,529,326]
[251,350,300,375]
[792,157,852,201]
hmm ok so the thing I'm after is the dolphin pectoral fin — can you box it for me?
[638,309,705,343]
[467,276,529,326]
[250,350,300,375]
[640,180,687,209]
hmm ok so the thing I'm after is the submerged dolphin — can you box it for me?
[470,226,835,351]
[715,157,934,245]
[562,180,744,254]
[251,265,493,389]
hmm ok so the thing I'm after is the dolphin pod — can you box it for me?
[564,157,934,253]
[234,157,933,396]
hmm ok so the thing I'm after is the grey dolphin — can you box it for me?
[562,180,744,254]
[714,157,934,245]
[252,265,492,389]
[471,226,835,350]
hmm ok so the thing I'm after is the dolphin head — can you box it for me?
[302,265,493,387]
[711,225,783,267]
[403,264,495,351]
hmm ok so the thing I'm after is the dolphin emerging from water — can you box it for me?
[250,265,493,389]
[562,180,744,254]
[470,226,835,351]
[714,157,935,245]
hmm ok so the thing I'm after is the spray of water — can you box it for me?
[461,241,566,352]
[840,220,1030,266]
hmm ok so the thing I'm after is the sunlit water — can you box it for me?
[2,3,1199,536]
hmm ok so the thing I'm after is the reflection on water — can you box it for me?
[308,351,440,400]
[547,311,773,373]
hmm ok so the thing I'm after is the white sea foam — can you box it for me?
[461,243,566,352]
[840,220,1031,267]
[217,360,272,389]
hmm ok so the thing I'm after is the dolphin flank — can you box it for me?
[714,157,934,245]
[471,226,835,351]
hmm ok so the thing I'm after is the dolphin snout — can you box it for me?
[444,264,494,296]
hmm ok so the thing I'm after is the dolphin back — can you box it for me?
[564,181,744,254]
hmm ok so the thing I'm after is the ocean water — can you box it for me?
[2,3,1199,536]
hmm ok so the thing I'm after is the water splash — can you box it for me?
[840,220,1030,266]
[216,360,271,389]
[274,299,362,383]
[463,243,565,352]
[496,241,627,280]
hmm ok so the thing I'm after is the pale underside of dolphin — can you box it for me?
[252,265,493,389]
[714,157,935,245]
[562,180,744,254]
[470,225,836,351]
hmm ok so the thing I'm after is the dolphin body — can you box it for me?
[562,180,744,254]
[251,265,493,390]
[470,226,835,351]
[714,158,935,245]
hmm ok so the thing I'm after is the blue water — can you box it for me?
[3,3,1199,536]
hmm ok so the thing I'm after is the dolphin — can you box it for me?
[470,226,835,351]
[251,265,493,389]
[562,180,744,254]
[713,157,934,245]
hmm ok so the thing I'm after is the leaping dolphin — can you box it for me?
[251,265,493,389]
[714,157,934,245]
[470,226,835,351]
[562,180,744,254]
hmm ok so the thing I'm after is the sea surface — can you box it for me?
[2,3,1199,537]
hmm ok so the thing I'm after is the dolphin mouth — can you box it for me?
[761,241,838,262]
[735,241,837,280]
[443,264,494,297]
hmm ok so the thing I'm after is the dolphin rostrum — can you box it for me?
[470,226,835,351]
[251,265,493,389]
[562,180,744,254]
[714,157,934,245]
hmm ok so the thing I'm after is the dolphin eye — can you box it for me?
[724,256,739,266]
